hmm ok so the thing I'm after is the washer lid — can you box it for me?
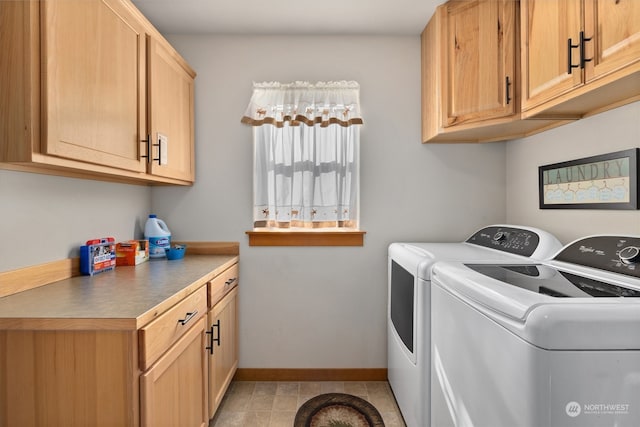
[389,242,536,280]
[466,264,640,298]
[432,261,640,350]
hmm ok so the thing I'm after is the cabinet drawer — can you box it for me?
[209,263,239,308]
[140,286,207,370]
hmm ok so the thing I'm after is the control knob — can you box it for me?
[619,246,640,265]
[493,231,508,242]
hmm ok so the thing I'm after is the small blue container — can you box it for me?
[165,245,186,260]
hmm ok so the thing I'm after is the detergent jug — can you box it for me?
[144,215,171,258]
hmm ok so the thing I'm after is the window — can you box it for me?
[241,81,365,246]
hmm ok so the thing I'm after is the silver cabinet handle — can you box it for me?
[177,310,198,326]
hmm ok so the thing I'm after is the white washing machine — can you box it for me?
[388,225,562,427]
[431,235,640,427]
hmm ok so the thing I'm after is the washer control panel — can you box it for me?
[466,226,540,257]
[554,236,640,279]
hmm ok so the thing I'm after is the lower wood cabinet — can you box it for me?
[208,286,239,418]
[0,259,239,426]
[206,262,240,418]
[0,329,138,427]
[141,317,208,427]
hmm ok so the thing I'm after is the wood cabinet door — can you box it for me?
[147,38,195,182]
[521,0,583,112]
[141,317,208,427]
[584,0,640,82]
[42,0,147,172]
[208,287,239,419]
[442,0,517,127]
[0,330,137,427]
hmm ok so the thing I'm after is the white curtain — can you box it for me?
[241,81,363,229]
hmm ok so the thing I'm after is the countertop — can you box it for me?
[0,254,238,330]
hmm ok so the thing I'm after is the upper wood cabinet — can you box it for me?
[521,0,640,118]
[0,0,196,185]
[441,0,517,127]
[585,0,640,81]
[147,38,196,182]
[422,0,566,143]
[42,0,147,174]
[520,0,582,111]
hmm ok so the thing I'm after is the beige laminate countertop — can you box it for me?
[0,255,238,331]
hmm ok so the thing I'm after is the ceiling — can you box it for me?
[130,0,440,36]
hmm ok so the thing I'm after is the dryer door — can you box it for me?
[390,260,415,358]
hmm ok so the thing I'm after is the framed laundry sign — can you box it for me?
[539,148,639,210]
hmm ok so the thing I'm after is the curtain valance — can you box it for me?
[241,81,363,128]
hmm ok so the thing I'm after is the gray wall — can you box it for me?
[151,35,506,368]
[0,170,151,272]
[506,101,640,243]
[3,32,635,369]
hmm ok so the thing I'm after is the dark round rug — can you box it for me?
[294,393,385,427]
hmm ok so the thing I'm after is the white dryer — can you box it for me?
[388,225,562,427]
[431,235,640,427]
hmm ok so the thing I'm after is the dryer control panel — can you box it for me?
[554,236,640,279]
[466,226,540,257]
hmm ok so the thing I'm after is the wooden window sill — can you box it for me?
[246,230,366,247]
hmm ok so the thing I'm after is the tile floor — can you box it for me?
[209,381,407,427]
